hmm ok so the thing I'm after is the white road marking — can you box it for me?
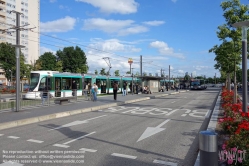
[165,109,179,116]
[137,119,171,142]
[27,139,44,143]
[189,110,208,118]
[0,110,12,113]
[53,144,70,148]
[181,114,187,116]
[171,101,176,103]
[50,115,107,130]
[111,153,137,159]
[0,134,4,136]
[153,160,178,166]
[8,136,19,139]
[205,110,211,118]
[79,148,97,153]
[63,131,96,145]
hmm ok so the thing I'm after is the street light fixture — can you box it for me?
[131,68,134,95]
[232,20,249,113]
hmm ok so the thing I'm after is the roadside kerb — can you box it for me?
[194,91,221,166]
[0,91,187,131]
[0,97,155,131]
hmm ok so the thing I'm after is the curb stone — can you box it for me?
[194,91,221,166]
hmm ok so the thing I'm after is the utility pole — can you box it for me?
[12,11,25,112]
[103,57,111,94]
[169,65,171,89]
[215,73,216,85]
[0,11,35,112]
[140,55,142,77]
[131,68,134,95]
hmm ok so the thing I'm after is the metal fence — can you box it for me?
[0,90,91,111]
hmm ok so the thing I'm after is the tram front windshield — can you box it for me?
[191,81,200,86]
[29,73,40,91]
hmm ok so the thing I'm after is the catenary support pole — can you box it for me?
[15,12,21,112]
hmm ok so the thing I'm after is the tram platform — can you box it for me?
[0,90,188,130]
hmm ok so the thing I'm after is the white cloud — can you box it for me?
[143,21,165,26]
[118,25,148,36]
[59,5,71,11]
[50,0,57,3]
[76,0,139,14]
[40,47,56,55]
[88,38,141,52]
[82,18,148,36]
[193,65,210,71]
[40,16,76,33]
[178,70,184,74]
[85,38,141,75]
[171,0,177,3]
[150,41,185,59]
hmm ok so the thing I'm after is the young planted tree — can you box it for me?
[209,0,249,88]
[100,68,106,75]
[114,70,120,76]
[94,70,98,75]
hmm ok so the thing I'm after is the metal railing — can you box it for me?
[0,90,91,111]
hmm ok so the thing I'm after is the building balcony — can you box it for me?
[0,16,5,22]
[0,10,5,17]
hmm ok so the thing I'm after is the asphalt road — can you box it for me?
[0,88,219,166]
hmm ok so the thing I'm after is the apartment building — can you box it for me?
[0,0,40,85]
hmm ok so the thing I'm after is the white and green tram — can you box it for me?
[25,71,139,99]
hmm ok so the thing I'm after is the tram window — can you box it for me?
[72,78,80,89]
[38,77,51,91]
[55,77,61,90]
[62,78,72,90]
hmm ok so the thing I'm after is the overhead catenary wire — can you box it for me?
[29,30,140,60]
[1,19,169,72]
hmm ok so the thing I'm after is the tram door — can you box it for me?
[38,76,52,91]
[55,77,61,97]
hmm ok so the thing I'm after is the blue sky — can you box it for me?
[39,0,248,78]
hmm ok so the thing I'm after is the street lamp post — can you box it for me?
[232,20,249,113]
[131,68,134,95]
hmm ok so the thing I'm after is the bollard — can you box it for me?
[199,130,218,166]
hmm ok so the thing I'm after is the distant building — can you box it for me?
[0,0,40,85]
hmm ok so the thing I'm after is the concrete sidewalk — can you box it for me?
[194,90,221,166]
[0,90,187,130]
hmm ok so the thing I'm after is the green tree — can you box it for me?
[38,52,57,70]
[56,46,88,73]
[143,72,147,76]
[95,70,98,75]
[209,0,249,77]
[0,43,29,81]
[114,70,120,76]
[32,59,42,71]
[0,43,16,81]
[55,60,63,72]
[126,71,131,74]
[100,68,106,75]
[106,71,110,76]
[184,75,191,81]
[135,72,140,76]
